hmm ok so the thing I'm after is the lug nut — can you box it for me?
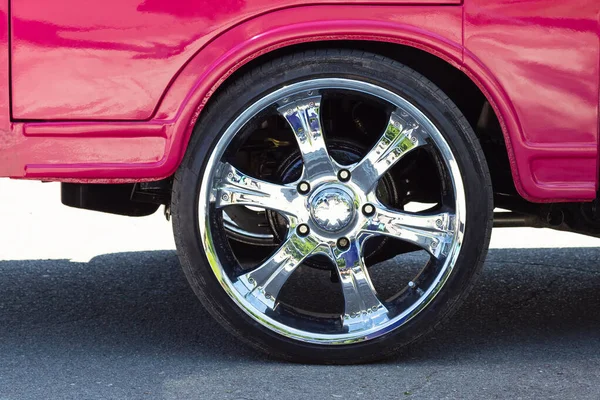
[337,237,350,250]
[297,224,310,236]
[362,204,375,216]
[297,181,310,195]
[338,169,351,182]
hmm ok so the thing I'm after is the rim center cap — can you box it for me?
[309,187,355,232]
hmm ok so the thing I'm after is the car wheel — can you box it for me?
[171,50,493,364]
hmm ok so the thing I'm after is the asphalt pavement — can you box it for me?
[0,181,599,400]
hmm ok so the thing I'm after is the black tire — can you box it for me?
[171,49,493,364]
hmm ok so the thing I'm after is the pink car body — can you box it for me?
[0,0,597,203]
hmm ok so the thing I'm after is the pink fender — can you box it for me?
[1,2,598,203]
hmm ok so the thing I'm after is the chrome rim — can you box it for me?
[198,78,466,344]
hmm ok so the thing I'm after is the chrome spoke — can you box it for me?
[214,162,299,217]
[235,233,322,311]
[362,205,455,259]
[332,240,389,332]
[278,94,336,180]
[351,111,425,192]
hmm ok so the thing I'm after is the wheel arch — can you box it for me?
[157,16,529,202]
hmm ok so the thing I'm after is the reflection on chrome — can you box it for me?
[278,94,336,181]
[351,111,424,194]
[199,78,466,344]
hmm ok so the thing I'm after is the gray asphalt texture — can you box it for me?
[1,247,599,400]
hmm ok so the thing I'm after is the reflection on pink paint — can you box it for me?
[0,0,595,204]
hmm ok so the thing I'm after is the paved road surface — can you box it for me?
[0,181,599,400]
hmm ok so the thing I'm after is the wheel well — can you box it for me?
[222,40,516,198]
